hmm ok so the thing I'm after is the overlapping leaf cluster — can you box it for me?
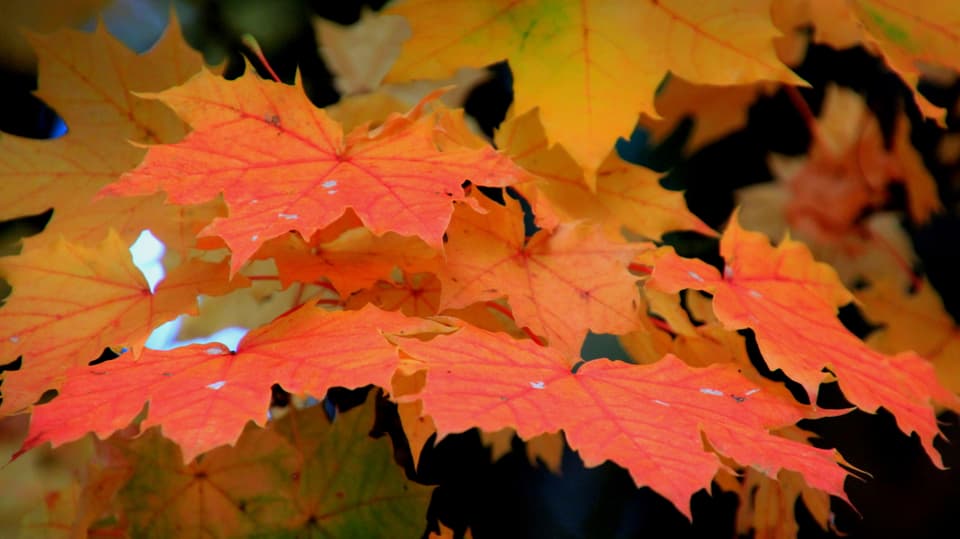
[1,1,959,536]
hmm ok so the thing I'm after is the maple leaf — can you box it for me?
[772,0,959,122]
[23,195,226,256]
[101,69,529,273]
[438,192,651,357]
[736,187,920,288]
[108,396,432,537]
[637,75,778,154]
[315,8,490,109]
[316,8,412,96]
[256,226,439,296]
[269,395,434,535]
[386,0,802,182]
[496,108,715,238]
[173,259,308,342]
[15,437,130,537]
[0,232,238,413]
[326,91,411,133]
[851,1,960,122]
[717,450,834,538]
[647,213,960,464]
[346,272,443,317]
[0,16,212,250]
[858,279,960,395]
[850,1,960,77]
[765,85,939,243]
[394,325,848,517]
[481,429,565,473]
[392,369,436,470]
[112,426,297,537]
[0,414,121,537]
[430,523,474,539]
[736,85,934,290]
[16,302,436,462]
[0,0,110,73]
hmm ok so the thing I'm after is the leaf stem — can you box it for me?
[628,262,653,275]
[241,34,281,83]
[483,301,547,346]
[864,226,924,291]
[784,85,824,147]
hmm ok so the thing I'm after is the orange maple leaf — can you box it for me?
[346,272,443,317]
[17,302,431,462]
[256,226,439,296]
[395,325,848,517]
[717,438,835,538]
[438,192,651,357]
[101,69,529,273]
[496,108,715,238]
[0,17,212,251]
[774,0,960,122]
[637,76,778,154]
[859,279,960,395]
[765,85,939,244]
[648,213,960,464]
[0,232,238,413]
[386,0,802,182]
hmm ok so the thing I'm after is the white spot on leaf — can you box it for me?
[322,180,337,189]
[251,234,259,242]
[688,271,704,283]
[724,266,734,278]
[529,381,545,390]
[745,388,760,396]
[206,380,226,390]
[748,289,762,298]
[9,335,19,343]
[700,387,723,396]
[653,399,670,407]
[277,213,298,220]
[327,190,338,195]
[205,347,223,355]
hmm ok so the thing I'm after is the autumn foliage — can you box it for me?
[1,1,960,537]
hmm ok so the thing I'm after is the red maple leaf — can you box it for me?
[438,192,650,356]
[648,212,960,464]
[17,302,434,462]
[394,324,849,517]
[101,69,530,273]
[0,232,239,413]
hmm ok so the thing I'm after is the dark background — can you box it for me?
[2,1,960,537]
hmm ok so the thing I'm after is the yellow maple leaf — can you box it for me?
[0,231,242,413]
[0,15,214,252]
[859,279,960,395]
[386,0,802,186]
